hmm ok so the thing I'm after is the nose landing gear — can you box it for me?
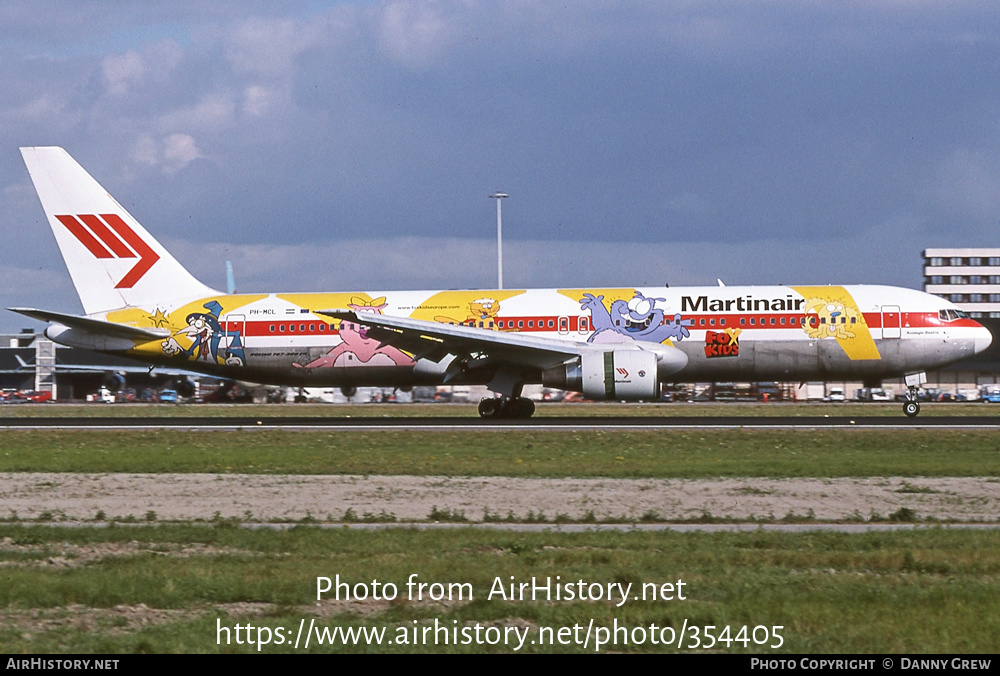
[902,372,927,418]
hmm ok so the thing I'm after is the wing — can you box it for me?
[319,308,594,371]
[317,307,689,398]
[8,307,169,342]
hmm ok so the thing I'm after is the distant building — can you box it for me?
[922,247,1000,318]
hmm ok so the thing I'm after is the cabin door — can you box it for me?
[881,306,900,339]
[222,314,247,362]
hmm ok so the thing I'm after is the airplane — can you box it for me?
[8,146,994,418]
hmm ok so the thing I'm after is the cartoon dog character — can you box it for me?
[580,291,692,344]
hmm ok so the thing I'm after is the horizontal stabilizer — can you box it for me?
[7,307,169,342]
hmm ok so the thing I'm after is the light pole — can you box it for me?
[489,192,507,289]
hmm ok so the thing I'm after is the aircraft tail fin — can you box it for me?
[19,146,219,315]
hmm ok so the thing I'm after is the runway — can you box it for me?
[2,414,999,429]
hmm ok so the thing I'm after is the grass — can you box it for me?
[2,403,997,653]
[0,428,998,478]
[0,524,997,653]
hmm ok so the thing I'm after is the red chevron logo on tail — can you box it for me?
[55,214,160,288]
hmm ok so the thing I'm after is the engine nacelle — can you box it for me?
[543,347,687,401]
[44,325,135,352]
[582,350,657,400]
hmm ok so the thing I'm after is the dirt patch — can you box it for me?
[0,537,259,569]
[1,473,998,523]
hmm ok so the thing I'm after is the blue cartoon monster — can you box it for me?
[161,300,246,366]
[579,291,692,345]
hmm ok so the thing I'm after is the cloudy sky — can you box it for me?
[3,1,1000,331]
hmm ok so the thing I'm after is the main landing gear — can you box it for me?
[478,396,536,419]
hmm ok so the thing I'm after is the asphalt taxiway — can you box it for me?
[1,415,998,430]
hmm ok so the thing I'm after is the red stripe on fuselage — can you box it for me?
[234,311,969,339]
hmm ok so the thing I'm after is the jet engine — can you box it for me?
[541,346,688,401]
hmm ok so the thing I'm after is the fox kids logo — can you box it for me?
[705,329,740,358]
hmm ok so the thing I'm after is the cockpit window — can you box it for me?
[939,309,971,321]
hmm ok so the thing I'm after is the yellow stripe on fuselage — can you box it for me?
[791,286,881,361]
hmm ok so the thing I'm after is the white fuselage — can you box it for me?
[71,283,992,391]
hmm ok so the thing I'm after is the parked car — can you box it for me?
[1,389,27,403]
[980,386,1000,403]
[159,389,178,403]
[870,388,894,402]
[21,390,53,403]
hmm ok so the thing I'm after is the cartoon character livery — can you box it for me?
[161,300,246,366]
[10,147,992,419]
[295,297,414,368]
[580,291,693,344]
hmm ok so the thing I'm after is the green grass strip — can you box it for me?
[0,525,997,653]
[1,429,999,478]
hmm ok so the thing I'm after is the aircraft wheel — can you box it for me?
[903,400,920,418]
[478,397,502,418]
[508,396,535,419]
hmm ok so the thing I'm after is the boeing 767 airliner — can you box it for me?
[10,147,993,417]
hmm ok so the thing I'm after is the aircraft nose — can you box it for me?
[974,324,993,355]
